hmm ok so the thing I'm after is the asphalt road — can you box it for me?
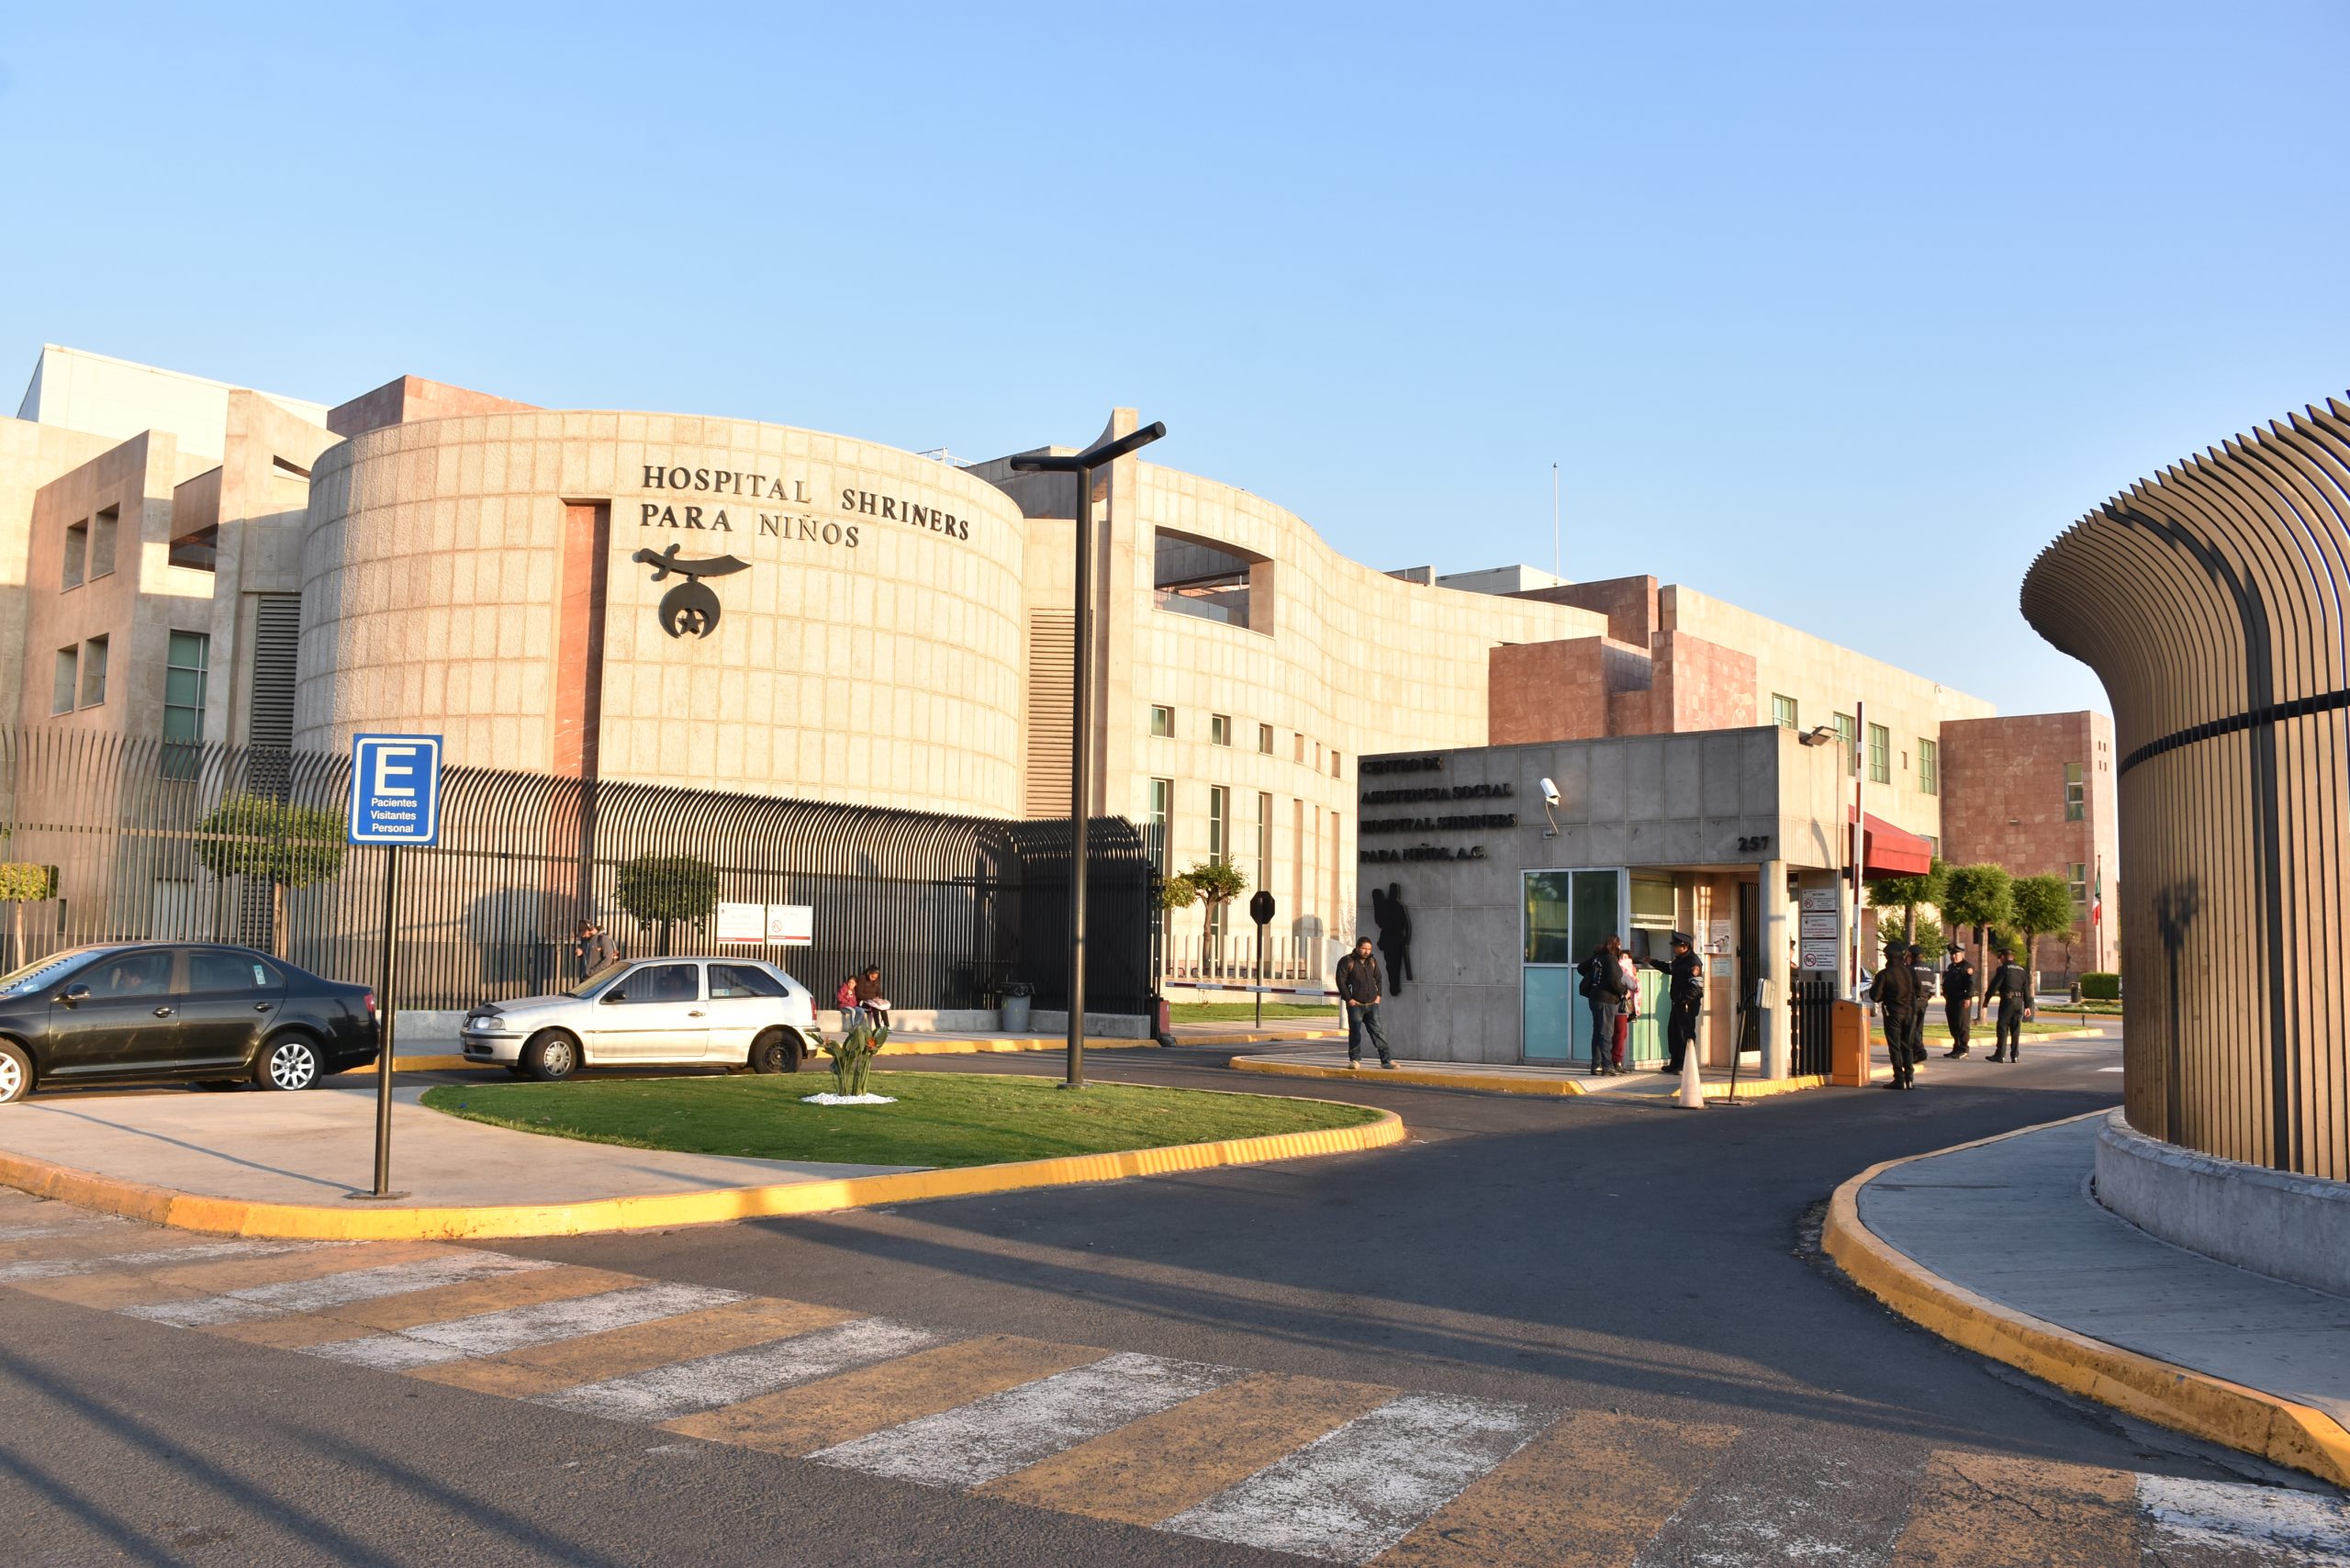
[1,1032,2337,1565]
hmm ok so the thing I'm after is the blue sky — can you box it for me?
[5,2,2344,716]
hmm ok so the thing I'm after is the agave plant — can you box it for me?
[823,1016,889,1096]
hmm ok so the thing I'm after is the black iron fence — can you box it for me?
[1791,977,1836,1076]
[0,727,1154,1016]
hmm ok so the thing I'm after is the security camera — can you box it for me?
[1539,778,1561,807]
[1539,777,1561,839]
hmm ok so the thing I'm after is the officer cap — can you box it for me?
[1670,931,1692,947]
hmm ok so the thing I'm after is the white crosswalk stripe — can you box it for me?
[534,1316,941,1422]
[812,1351,1240,1488]
[1159,1392,1551,1564]
[0,1238,341,1282]
[122,1252,554,1326]
[2138,1475,2350,1565]
[307,1282,748,1370]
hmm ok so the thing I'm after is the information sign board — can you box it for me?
[347,735,443,846]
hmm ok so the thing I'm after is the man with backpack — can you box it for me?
[1578,937,1628,1076]
[1335,936,1394,1070]
[1985,946,2031,1061]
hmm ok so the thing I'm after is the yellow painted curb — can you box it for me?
[1706,1073,1830,1102]
[1822,1113,2350,1488]
[0,1106,1406,1243]
[1230,1056,1590,1096]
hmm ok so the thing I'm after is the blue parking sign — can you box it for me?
[348,734,443,846]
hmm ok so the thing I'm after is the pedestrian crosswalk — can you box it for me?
[1,1192,2343,1565]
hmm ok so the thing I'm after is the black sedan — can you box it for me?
[0,944,378,1103]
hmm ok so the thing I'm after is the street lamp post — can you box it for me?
[1011,420,1167,1088]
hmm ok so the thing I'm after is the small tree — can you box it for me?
[2009,875,2076,996]
[194,794,349,956]
[0,860,58,970]
[1866,857,1947,944]
[1908,913,1948,963]
[614,853,718,952]
[1161,859,1248,956]
[1939,863,2014,1016]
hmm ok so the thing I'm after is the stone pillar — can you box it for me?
[1759,858,1789,1079]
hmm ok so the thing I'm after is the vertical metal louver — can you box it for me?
[1024,611,1075,819]
[248,594,302,752]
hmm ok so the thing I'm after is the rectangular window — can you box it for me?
[2065,762,2085,821]
[1330,750,1342,779]
[1256,790,1271,896]
[1147,778,1172,875]
[1149,704,1173,738]
[1918,737,1938,795]
[1292,798,1304,911]
[1257,722,1273,755]
[62,521,87,589]
[1771,694,1797,730]
[162,631,210,778]
[1210,713,1232,746]
[2068,861,2088,915]
[1207,786,1229,861]
[1328,811,1340,920]
[89,505,118,579]
[50,647,76,715]
[79,635,108,708]
[168,522,218,572]
[1833,711,1856,760]
[1866,722,1889,784]
[1315,742,1324,771]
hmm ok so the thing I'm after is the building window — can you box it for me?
[1147,778,1171,875]
[50,647,76,715]
[1867,722,1889,784]
[1293,733,1305,764]
[62,521,88,589]
[1771,694,1797,730]
[1256,790,1271,896]
[2065,762,2085,821]
[1210,713,1232,747]
[1257,722,1273,755]
[89,506,118,579]
[1833,711,1856,760]
[79,635,108,708]
[169,522,218,572]
[1208,786,1229,861]
[162,631,209,778]
[1918,737,1938,795]
[2068,862,2088,916]
[1149,704,1173,738]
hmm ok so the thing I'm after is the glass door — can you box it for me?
[1522,868,1626,1060]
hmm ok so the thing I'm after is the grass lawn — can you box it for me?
[1872,1019,2097,1044]
[1169,1002,1338,1023]
[419,1070,1380,1169]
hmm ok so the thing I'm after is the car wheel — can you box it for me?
[522,1030,579,1082]
[0,1041,30,1104]
[259,1034,322,1092]
[749,1028,803,1075]
[195,1080,245,1092]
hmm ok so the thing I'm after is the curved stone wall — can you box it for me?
[2022,396,2350,1180]
[296,411,1028,818]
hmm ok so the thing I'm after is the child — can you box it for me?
[834,974,863,1032]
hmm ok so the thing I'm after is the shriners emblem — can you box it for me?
[631,544,749,639]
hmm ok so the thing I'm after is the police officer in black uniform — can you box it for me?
[1869,938,1922,1089]
[1648,932,1705,1074]
[1984,945,2031,1061]
[1941,946,1977,1058]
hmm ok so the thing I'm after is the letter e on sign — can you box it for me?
[348,734,444,846]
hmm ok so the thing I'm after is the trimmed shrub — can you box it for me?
[2080,971,2121,1002]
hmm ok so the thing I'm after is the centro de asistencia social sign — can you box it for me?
[348,734,444,847]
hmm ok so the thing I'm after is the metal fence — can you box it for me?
[1791,978,1836,1076]
[1161,932,1332,990]
[0,727,1155,1016]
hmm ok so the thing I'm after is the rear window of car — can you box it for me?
[614,963,699,1004]
[188,952,278,993]
[709,964,787,1000]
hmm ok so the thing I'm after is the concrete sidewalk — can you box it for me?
[1833,1112,2350,1484]
[0,1082,919,1210]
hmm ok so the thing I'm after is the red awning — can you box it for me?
[1849,807,1932,877]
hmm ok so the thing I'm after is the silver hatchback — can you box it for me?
[460,958,817,1081]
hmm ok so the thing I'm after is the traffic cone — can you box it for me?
[1676,1051,1705,1109]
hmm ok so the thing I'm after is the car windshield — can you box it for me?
[569,961,632,999]
[0,950,101,998]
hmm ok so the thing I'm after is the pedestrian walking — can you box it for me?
[1941,946,1977,1058]
[1985,946,2031,1061]
[1615,946,1639,1072]
[1645,932,1704,1076]
[1335,936,1394,1070]
[1870,939,1922,1089]
[1578,937,1629,1076]
[573,920,615,980]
